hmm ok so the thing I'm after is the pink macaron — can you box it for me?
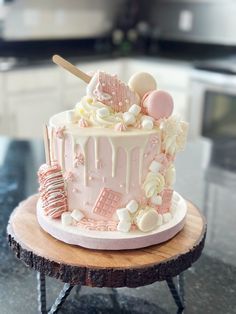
[142,90,174,120]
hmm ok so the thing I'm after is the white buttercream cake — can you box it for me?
[37,61,188,248]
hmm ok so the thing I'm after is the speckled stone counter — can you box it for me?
[1,137,236,314]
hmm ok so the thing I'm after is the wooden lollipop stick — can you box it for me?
[52,55,91,84]
[43,124,51,166]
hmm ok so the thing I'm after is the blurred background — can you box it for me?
[0,1,236,313]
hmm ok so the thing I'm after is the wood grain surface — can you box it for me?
[7,194,206,287]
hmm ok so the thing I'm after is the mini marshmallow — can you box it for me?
[123,112,136,125]
[66,110,76,123]
[163,212,172,223]
[71,209,84,222]
[61,212,73,226]
[157,214,163,226]
[151,195,162,206]
[126,200,139,214]
[141,115,154,122]
[117,220,131,233]
[116,208,131,221]
[128,104,141,116]
[97,107,110,118]
[149,160,161,174]
[142,119,154,130]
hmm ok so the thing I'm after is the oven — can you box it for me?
[189,69,236,140]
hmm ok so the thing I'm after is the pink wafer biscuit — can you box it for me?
[87,71,140,112]
[158,189,173,214]
[38,163,68,218]
[92,188,122,218]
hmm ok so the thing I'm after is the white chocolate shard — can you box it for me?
[142,119,154,130]
[116,208,131,221]
[128,104,141,116]
[126,200,139,214]
[97,107,110,118]
[149,160,161,174]
[123,112,136,125]
[151,195,162,206]
[141,115,154,122]
[117,220,132,232]
[163,212,172,223]
[61,212,73,226]
[71,209,84,222]
[136,209,159,232]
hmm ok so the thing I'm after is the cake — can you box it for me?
[36,55,188,250]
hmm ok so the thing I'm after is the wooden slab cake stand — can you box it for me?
[7,194,206,314]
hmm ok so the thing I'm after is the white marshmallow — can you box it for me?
[142,119,154,130]
[149,160,161,174]
[61,212,73,226]
[117,220,131,233]
[141,115,154,122]
[165,165,176,186]
[116,208,131,221]
[157,214,163,226]
[71,209,84,222]
[123,112,136,125]
[151,195,162,206]
[97,107,109,118]
[128,104,141,116]
[126,200,139,214]
[163,212,172,223]
[66,110,76,123]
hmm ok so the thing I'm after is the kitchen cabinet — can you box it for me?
[5,67,60,93]
[7,92,60,138]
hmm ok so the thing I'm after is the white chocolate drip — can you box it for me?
[74,136,89,185]
[108,135,149,193]
[93,136,99,169]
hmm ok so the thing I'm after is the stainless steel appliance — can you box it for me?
[189,64,236,139]
[146,0,236,46]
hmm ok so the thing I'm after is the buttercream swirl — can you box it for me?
[162,115,189,155]
[75,96,123,128]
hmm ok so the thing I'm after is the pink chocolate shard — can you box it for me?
[158,189,173,214]
[87,71,139,112]
[92,188,122,218]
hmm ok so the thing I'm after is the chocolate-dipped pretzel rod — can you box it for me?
[38,125,68,218]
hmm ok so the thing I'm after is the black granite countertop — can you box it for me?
[0,136,236,314]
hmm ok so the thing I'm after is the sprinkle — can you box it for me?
[55,126,66,139]
[74,153,84,167]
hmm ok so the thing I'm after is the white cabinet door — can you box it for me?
[5,67,59,93]
[7,92,61,139]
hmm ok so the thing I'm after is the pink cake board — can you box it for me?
[36,191,187,250]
